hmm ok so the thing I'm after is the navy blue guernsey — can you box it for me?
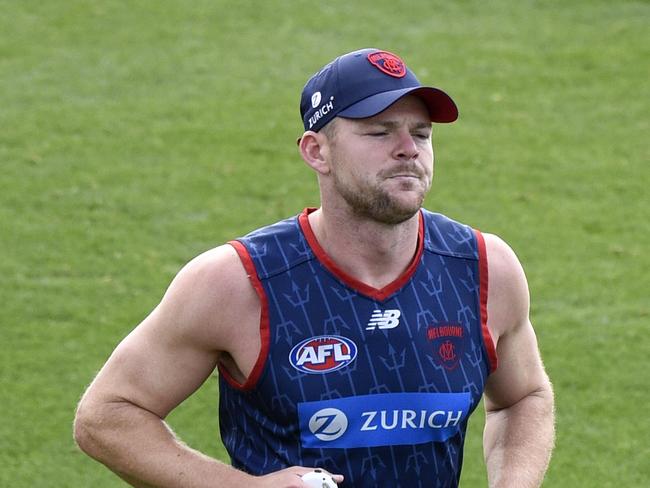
[219,208,497,487]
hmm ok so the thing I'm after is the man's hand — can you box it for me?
[254,467,344,487]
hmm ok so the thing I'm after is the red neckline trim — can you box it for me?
[298,208,424,302]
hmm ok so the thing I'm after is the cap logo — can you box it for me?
[367,51,406,78]
[311,91,322,108]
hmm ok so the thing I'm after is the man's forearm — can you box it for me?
[483,388,555,488]
[74,399,249,488]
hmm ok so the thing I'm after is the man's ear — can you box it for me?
[298,131,331,175]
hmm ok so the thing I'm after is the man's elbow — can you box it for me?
[523,377,556,440]
[537,375,555,414]
[73,396,106,460]
[521,376,555,422]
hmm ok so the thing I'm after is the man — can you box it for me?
[74,48,554,487]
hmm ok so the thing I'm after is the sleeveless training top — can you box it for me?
[219,208,497,488]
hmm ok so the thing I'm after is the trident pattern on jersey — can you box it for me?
[219,208,496,488]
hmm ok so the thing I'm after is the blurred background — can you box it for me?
[1,0,648,486]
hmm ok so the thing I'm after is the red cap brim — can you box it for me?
[338,86,458,123]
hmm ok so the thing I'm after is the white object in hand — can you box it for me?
[301,469,338,488]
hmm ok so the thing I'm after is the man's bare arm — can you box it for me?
[482,234,555,488]
[73,245,342,487]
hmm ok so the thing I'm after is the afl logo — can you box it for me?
[289,335,357,374]
[367,51,407,78]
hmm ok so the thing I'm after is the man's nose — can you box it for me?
[392,131,419,160]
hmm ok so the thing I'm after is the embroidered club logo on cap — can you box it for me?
[300,48,459,132]
[367,51,406,78]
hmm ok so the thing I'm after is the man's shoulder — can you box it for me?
[420,209,478,259]
[481,233,525,278]
[139,243,257,356]
[481,232,530,338]
[172,244,250,298]
[231,211,313,279]
[237,213,300,242]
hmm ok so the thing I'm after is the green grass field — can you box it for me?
[1,0,648,486]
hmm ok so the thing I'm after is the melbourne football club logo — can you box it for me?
[289,335,357,374]
[427,323,465,370]
[367,51,407,78]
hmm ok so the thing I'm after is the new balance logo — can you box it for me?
[366,310,401,330]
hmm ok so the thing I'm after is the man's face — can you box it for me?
[325,96,434,225]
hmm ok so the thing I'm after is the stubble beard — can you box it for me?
[332,169,429,225]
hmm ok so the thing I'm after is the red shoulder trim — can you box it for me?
[218,240,270,391]
[474,229,498,373]
[298,208,424,302]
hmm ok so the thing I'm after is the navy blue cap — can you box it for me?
[300,48,458,132]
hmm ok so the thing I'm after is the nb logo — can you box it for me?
[366,309,401,330]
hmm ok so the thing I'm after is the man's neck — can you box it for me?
[307,206,421,290]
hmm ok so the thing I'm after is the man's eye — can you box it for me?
[367,132,388,136]
[413,132,431,139]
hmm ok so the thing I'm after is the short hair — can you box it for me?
[320,118,338,141]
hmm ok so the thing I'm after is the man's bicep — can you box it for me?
[90,309,220,418]
[482,233,551,412]
[82,248,240,418]
[484,319,550,412]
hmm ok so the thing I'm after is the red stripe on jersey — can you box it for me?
[218,240,270,391]
[474,229,498,373]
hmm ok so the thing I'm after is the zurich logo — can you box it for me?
[308,408,348,441]
[289,335,357,374]
[311,91,322,108]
